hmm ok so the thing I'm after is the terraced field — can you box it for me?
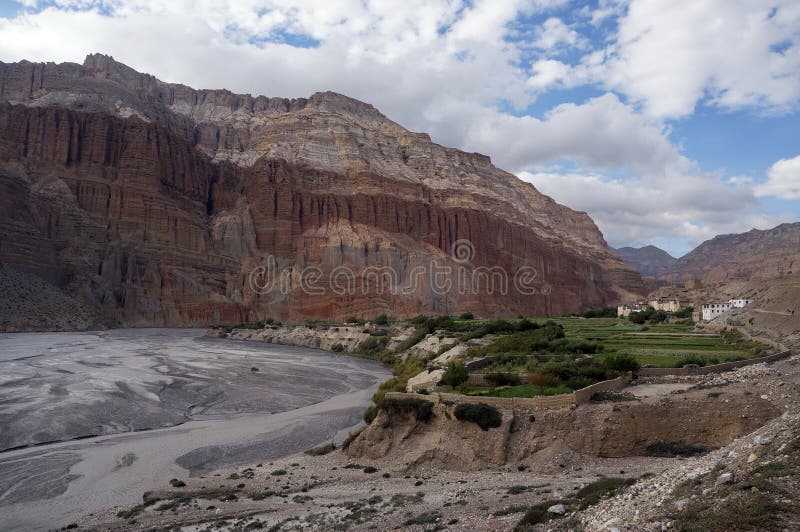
[537,317,762,367]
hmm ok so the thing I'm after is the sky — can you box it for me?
[0,0,798,257]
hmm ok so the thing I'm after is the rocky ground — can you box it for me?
[77,352,800,531]
[0,262,102,332]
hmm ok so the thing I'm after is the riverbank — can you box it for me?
[0,329,388,531]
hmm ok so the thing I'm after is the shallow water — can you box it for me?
[0,329,389,531]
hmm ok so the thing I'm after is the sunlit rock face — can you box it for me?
[0,54,643,326]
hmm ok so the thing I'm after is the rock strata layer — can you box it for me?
[0,54,643,327]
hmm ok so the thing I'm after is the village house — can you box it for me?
[648,297,686,312]
[701,299,752,321]
[617,303,647,317]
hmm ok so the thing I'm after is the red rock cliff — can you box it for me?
[0,55,643,326]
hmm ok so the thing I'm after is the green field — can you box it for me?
[530,317,762,368]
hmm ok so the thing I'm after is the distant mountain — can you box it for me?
[662,223,800,283]
[613,245,677,277]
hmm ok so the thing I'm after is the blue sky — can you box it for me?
[0,0,798,256]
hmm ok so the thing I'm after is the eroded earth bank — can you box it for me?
[77,333,800,531]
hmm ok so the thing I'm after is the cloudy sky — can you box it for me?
[1,0,798,256]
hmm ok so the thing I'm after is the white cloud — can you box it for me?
[532,17,583,50]
[598,0,800,118]
[518,170,794,254]
[757,155,800,200]
[0,0,797,257]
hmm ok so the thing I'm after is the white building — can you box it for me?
[617,304,647,317]
[701,299,752,321]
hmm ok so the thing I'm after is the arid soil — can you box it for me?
[77,353,800,531]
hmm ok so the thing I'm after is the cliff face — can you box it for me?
[662,223,800,284]
[0,55,643,327]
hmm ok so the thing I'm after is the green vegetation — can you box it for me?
[582,306,618,318]
[672,492,790,531]
[330,343,345,352]
[574,477,635,509]
[379,396,434,422]
[453,402,502,430]
[441,361,469,387]
[645,441,710,457]
[304,443,336,456]
[373,314,390,325]
[629,306,668,324]
[403,511,442,526]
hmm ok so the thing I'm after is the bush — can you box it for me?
[459,312,475,320]
[485,372,522,386]
[305,443,336,456]
[441,361,469,387]
[374,314,389,326]
[345,316,360,323]
[673,355,706,368]
[528,372,561,387]
[574,477,635,509]
[380,396,434,422]
[603,353,640,373]
[582,307,617,318]
[454,402,502,430]
[645,441,709,457]
[363,405,378,423]
[331,343,345,353]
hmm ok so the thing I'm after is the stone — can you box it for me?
[675,498,691,510]
[0,55,645,329]
[715,472,735,486]
[747,453,758,463]
[754,435,772,445]
[547,504,566,515]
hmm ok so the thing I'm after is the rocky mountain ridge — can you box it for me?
[661,222,800,283]
[0,54,643,327]
[613,245,677,277]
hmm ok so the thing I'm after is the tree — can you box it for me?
[441,361,469,387]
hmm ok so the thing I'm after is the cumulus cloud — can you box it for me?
[757,155,800,200]
[0,0,796,255]
[600,0,800,118]
[519,170,794,254]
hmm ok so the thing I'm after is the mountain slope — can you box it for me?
[662,223,800,283]
[614,245,677,277]
[0,54,643,327]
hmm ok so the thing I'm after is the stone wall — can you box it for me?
[638,350,793,377]
[572,372,633,404]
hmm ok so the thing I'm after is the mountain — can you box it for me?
[613,245,677,277]
[0,54,643,327]
[662,223,800,283]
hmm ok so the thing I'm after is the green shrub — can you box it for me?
[485,372,522,386]
[673,355,706,367]
[454,402,502,430]
[373,314,390,325]
[380,396,434,422]
[304,443,336,456]
[346,316,360,323]
[331,343,345,352]
[574,477,635,509]
[363,466,378,474]
[603,353,640,373]
[582,307,617,318]
[441,361,469,387]
[459,312,475,320]
[645,441,709,457]
[403,511,442,525]
[363,405,378,423]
